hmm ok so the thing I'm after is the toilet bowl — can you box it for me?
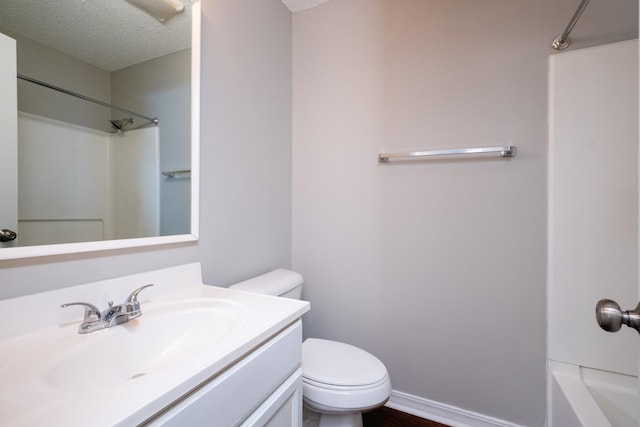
[302,338,391,427]
[230,269,392,427]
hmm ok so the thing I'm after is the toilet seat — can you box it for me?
[303,373,391,412]
[302,338,392,412]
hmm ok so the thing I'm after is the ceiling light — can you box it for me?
[281,0,331,13]
[126,0,185,22]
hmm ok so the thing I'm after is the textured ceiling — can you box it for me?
[0,0,331,72]
[282,0,331,13]
[0,0,192,72]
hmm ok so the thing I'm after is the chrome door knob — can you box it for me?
[0,229,17,242]
[596,299,640,334]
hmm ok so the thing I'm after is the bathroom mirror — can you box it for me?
[0,0,200,260]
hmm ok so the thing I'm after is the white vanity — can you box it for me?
[0,263,310,426]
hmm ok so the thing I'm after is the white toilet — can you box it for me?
[230,269,391,427]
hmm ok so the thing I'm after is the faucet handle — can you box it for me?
[61,302,102,322]
[126,284,154,304]
[124,284,154,318]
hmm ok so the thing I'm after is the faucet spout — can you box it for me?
[102,301,128,326]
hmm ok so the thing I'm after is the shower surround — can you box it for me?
[547,39,639,426]
[17,112,159,246]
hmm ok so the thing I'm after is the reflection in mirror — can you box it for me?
[0,0,200,259]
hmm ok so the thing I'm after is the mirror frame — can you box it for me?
[0,1,200,260]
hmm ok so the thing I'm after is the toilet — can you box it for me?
[230,269,391,427]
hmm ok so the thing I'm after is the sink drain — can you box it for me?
[130,373,146,380]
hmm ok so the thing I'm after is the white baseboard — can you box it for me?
[386,390,525,427]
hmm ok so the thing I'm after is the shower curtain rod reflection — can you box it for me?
[17,73,159,126]
[552,0,591,50]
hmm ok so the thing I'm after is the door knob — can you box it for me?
[595,299,640,334]
[0,229,17,242]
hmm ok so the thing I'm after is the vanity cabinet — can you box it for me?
[146,321,303,427]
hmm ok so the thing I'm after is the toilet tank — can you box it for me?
[229,268,303,299]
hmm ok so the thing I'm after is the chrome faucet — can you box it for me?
[61,284,154,334]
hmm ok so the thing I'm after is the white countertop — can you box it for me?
[0,263,309,426]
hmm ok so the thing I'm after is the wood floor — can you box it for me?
[363,407,450,427]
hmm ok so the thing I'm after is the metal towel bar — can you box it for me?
[162,169,191,178]
[378,146,516,163]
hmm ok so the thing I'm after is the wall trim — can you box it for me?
[386,390,525,427]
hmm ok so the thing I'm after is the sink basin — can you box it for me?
[43,298,247,391]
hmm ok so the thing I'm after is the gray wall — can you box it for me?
[291,0,637,426]
[0,0,292,298]
[1,0,638,425]
[2,27,111,132]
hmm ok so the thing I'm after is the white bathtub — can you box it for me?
[548,361,638,427]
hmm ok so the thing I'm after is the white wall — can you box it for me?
[291,0,637,426]
[0,0,292,299]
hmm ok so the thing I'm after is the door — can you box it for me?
[0,32,17,248]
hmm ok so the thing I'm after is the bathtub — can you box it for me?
[548,361,638,427]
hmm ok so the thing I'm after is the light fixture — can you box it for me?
[126,0,185,22]
[281,0,331,13]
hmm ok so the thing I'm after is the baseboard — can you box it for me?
[386,390,525,427]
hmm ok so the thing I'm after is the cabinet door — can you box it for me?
[241,369,302,427]
[146,322,302,427]
[0,32,18,248]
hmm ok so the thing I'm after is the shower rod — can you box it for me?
[552,0,591,50]
[17,73,159,126]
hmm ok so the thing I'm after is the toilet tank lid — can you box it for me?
[230,268,303,296]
